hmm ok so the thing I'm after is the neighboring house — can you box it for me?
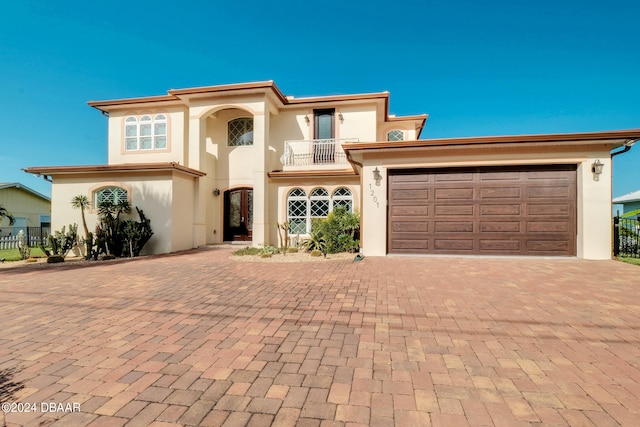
[613,190,640,215]
[24,81,640,260]
[0,182,51,237]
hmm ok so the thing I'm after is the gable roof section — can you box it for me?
[343,129,640,153]
[0,182,50,202]
[23,162,206,178]
[87,81,427,135]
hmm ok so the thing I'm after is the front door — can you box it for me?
[313,109,335,163]
[224,188,253,241]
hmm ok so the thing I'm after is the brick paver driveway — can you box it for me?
[1,246,639,426]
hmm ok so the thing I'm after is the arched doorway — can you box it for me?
[223,188,253,242]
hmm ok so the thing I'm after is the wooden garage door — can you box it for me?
[388,165,577,256]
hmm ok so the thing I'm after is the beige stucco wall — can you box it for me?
[49,172,198,256]
[355,144,614,260]
[0,187,51,228]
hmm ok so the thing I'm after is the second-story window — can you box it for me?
[125,114,167,150]
[387,130,404,142]
[228,117,254,146]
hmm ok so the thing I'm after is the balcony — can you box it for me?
[280,138,358,170]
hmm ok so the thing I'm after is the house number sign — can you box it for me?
[369,183,380,208]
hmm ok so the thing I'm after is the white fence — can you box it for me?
[0,231,48,250]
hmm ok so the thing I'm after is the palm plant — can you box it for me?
[0,204,15,225]
[70,195,90,237]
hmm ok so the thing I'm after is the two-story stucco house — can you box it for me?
[25,81,640,259]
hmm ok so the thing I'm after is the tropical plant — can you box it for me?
[305,207,360,254]
[120,208,153,257]
[0,204,15,225]
[71,195,95,260]
[39,224,78,257]
[97,200,131,256]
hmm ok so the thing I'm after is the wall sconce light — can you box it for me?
[213,188,220,197]
[591,160,604,181]
[304,115,310,124]
[372,167,382,186]
[338,112,344,123]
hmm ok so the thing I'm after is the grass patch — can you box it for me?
[233,247,262,256]
[0,247,47,262]
[617,257,640,266]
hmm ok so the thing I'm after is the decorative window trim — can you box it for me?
[286,186,354,234]
[228,117,254,146]
[88,182,132,211]
[124,114,168,151]
[386,129,405,142]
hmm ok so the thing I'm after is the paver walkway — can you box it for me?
[0,246,639,426]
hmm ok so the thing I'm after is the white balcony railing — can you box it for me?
[280,138,358,167]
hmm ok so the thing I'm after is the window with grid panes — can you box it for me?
[228,117,253,146]
[386,130,404,141]
[332,187,353,212]
[287,188,308,234]
[125,114,167,150]
[95,187,128,208]
[310,188,330,219]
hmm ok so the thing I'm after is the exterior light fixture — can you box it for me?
[213,188,220,197]
[304,115,310,124]
[372,167,382,186]
[591,159,604,181]
[338,112,344,123]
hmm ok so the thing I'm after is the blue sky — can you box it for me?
[1,0,639,201]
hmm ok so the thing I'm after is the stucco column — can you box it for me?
[188,116,207,248]
[252,111,269,246]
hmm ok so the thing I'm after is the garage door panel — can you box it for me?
[527,240,570,253]
[479,240,521,251]
[434,222,474,232]
[390,205,430,216]
[435,188,474,199]
[480,221,521,232]
[480,171,521,181]
[391,189,430,201]
[435,204,474,216]
[480,204,521,215]
[527,204,570,216]
[527,186,573,199]
[388,165,576,256]
[435,173,474,182]
[527,221,569,233]
[480,187,521,199]
[435,239,474,251]
[391,239,430,250]
[392,221,429,232]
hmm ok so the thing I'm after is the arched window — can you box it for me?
[310,188,330,219]
[228,117,254,146]
[124,114,167,150]
[95,187,128,208]
[332,187,353,212]
[287,188,307,234]
[387,130,404,142]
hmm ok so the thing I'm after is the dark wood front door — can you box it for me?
[388,165,577,256]
[313,109,335,163]
[224,188,253,242]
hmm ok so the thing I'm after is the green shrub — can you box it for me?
[287,247,299,253]
[310,249,322,257]
[233,247,262,256]
[260,252,272,258]
[305,207,360,254]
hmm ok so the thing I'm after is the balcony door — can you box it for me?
[223,188,253,242]
[313,109,335,163]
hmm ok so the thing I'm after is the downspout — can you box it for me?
[611,138,638,158]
